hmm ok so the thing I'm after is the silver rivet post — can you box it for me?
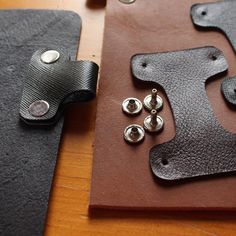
[144,109,164,133]
[143,88,163,111]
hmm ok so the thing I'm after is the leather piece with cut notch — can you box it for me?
[221,77,236,106]
[191,0,236,53]
[20,48,98,125]
[132,46,236,180]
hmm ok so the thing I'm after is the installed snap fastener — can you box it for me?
[144,109,164,133]
[119,0,136,4]
[122,97,142,115]
[143,88,163,111]
[41,50,60,64]
[124,124,145,144]
[28,100,50,117]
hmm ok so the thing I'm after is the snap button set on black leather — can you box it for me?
[20,48,99,125]
[123,88,164,144]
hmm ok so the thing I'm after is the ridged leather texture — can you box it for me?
[131,46,236,180]
[191,0,236,53]
[20,48,98,125]
[0,10,81,236]
[221,77,236,106]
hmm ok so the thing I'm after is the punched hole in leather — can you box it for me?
[191,0,236,54]
[20,48,99,125]
[132,46,236,181]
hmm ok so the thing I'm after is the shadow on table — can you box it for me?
[89,208,236,221]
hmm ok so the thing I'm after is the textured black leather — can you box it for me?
[20,48,98,125]
[191,0,236,53]
[221,77,236,106]
[131,46,236,180]
[0,10,81,236]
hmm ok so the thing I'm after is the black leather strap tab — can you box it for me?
[131,46,236,181]
[191,0,236,53]
[221,77,236,106]
[20,48,98,125]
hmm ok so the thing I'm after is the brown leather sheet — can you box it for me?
[90,0,236,210]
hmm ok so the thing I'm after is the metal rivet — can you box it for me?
[28,100,50,117]
[41,50,60,64]
[122,97,142,115]
[119,0,136,4]
[124,124,145,144]
[143,88,163,111]
[144,109,164,133]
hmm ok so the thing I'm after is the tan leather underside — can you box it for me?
[90,0,236,210]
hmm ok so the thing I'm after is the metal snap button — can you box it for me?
[144,109,164,133]
[41,50,60,64]
[124,124,145,144]
[122,97,142,115]
[143,88,163,111]
[28,100,50,117]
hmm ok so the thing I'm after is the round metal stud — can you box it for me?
[124,124,145,144]
[41,50,60,64]
[143,89,163,111]
[119,0,136,4]
[122,97,142,115]
[144,110,164,133]
[28,100,50,117]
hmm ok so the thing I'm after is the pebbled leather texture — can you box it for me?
[221,76,236,106]
[191,0,236,53]
[132,46,236,180]
[20,48,98,125]
[0,10,81,236]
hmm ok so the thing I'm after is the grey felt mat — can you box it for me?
[0,10,81,236]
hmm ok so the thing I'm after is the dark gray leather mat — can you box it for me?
[0,10,81,236]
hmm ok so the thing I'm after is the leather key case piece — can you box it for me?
[132,47,236,181]
[0,10,81,236]
[191,0,236,54]
[90,0,236,210]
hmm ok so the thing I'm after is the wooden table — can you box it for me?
[1,0,236,235]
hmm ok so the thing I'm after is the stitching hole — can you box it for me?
[211,55,217,61]
[142,62,147,68]
[161,158,169,166]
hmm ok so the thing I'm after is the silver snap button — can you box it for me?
[143,88,163,111]
[124,124,145,144]
[122,97,142,115]
[119,0,136,4]
[41,50,60,64]
[28,100,50,117]
[144,109,164,133]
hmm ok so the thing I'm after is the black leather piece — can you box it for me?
[0,10,81,236]
[20,48,98,125]
[191,0,236,53]
[221,77,236,106]
[131,46,236,181]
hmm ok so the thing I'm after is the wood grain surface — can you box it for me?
[0,0,236,235]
